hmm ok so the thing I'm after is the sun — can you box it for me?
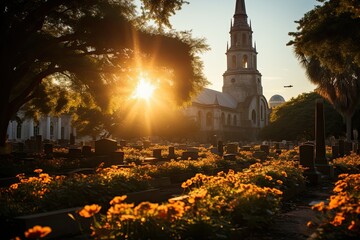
[132,78,156,101]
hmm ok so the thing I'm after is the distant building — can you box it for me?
[269,95,286,108]
[7,113,75,142]
[184,0,270,142]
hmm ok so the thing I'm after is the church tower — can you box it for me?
[222,0,263,102]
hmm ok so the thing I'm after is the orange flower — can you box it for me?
[120,214,136,221]
[10,183,18,190]
[34,169,43,174]
[79,204,102,218]
[24,225,52,238]
[110,195,127,205]
[281,171,288,177]
[330,214,345,227]
[312,202,325,211]
[348,221,356,231]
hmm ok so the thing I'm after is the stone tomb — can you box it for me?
[95,138,118,155]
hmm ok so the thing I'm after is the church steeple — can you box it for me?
[233,0,248,27]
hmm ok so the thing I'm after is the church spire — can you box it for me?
[233,0,248,27]
[235,0,246,16]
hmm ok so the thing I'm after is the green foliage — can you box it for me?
[260,92,347,141]
[0,0,208,145]
[288,0,360,140]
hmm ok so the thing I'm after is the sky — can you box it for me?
[168,0,321,102]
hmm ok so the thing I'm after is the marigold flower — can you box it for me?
[156,205,168,219]
[281,171,288,177]
[24,225,52,238]
[134,202,158,215]
[330,214,345,227]
[34,169,43,174]
[312,202,325,211]
[120,214,136,221]
[10,183,19,190]
[348,221,356,231]
[110,195,127,205]
[307,221,313,227]
[79,204,102,218]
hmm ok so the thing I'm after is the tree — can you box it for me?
[259,92,354,141]
[0,0,208,148]
[288,0,360,141]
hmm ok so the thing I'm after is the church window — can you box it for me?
[232,55,236,68]
[261,106,264,120]
[233,115,237,126]
[206,112,213,127]
[221,113,225,126]
[242,55,248,68]
[242,33,247,46]
[16,123,22,139]
[227,114,231,125]
[251,110,256,124]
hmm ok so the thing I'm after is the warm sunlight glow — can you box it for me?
[132,78,156,101]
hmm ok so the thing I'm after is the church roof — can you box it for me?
[193,88,237,109]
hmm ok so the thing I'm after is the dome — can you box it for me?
[269,94,285,108]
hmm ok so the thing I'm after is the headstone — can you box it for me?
[241,146,251,151]
[68,147,82,158]
[274,142,280,150]
[168,146,176,160]
[210,147,218,155]
[111,151,124,164]
[36,135,42,152]
[82,146,92,157]
[331,145,339,160]
[252,151,267,161]
[299,144,321,186]
[226,143,238,154]
[344,141,352,156]
[95,138,118,155]
[314,99,333,177]
[217,141,224,156]
[223,154,236,161]
[153,149,162,159]
[43,143,53,155]
[339,139,345,157]
[181,151,198,160]
[260,145,270,155]
[70,133,75,145]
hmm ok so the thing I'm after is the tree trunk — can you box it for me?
[345,114,352,142]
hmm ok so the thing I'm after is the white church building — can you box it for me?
[184,0,270,142]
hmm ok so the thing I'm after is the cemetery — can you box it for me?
[2,0,360,239]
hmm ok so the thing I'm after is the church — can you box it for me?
[184,0,270,142]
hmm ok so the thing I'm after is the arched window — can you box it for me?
[242,55,248,68]
[232,55,236,68]
[206,112,213,127]
[221,113,225,126]
[16,123,22,139]
[252,110,256,124]
[233,115,237,126]
[227,114,231,126]
[261,105,264,120]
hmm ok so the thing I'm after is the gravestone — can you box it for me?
[70,133,75,145]
[68,147,82,158]
[181,151,198,160]
[299,144,321,186]
[314,99,333,177]
[331,145,339,159]
[339,139,345,157]
[226,143,238,154]
[167,146,176,160]
[153,149,162,159]
[143,140,151,149]
[36,135,42,152]
[252,151,267,161]
[223,154,236,161]
[111,151,124,164]
[344,141,352,156]
[217,141,224,156]
[82,146,92,157]
[95,138,118,155]
[260,145,270,155]
[43,143,53,155]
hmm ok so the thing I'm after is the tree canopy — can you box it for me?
[288,0,360,140]
[259,92,360,141]
[0,0,208,146]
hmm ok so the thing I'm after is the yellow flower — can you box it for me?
[10,183,18,190]
[24,225,52,238]
[281,171,288,177]
[312,202,325,211]
[348,221,356,231]
[79,204,102,218]
[181,179,192,189]
[120,214,136,221]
